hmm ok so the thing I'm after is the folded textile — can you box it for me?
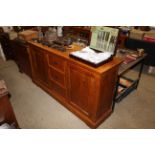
[71,46,112,64]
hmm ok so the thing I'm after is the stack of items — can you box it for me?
[117,86,125,94]
[143,31,155,43]
[0,80,8,97]
[119,77,132,87]
[117,77,133,94]
[129,29,145,40]
[123,53,140,64]
[129,28,155,43]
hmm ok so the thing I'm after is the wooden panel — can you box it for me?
[49,67,65,87]
[96,67,119,118]
[11,40,32,77]
[68,64,93,115]
[50,80,67,99]
[48,53,66,72]
[30,46,49,87]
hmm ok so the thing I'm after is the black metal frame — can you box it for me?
[112,57,145,111]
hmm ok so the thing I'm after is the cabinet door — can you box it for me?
[30,46,49,87]
[68,64,94,115]
[11,41,32,77]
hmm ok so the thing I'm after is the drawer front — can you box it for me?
[50,80,67,99]
[49,67,65,87]
[48,54,66,72]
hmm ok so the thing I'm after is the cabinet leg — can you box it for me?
[136,61,144,89]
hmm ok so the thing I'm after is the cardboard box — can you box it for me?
[18,30,38,41]
[129,29,145,40]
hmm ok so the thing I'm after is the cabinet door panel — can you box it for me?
[11,41,32,77]
[30,46,49,86]
[69,65,92,115]
[50,80,67,99]
[48,53,66,72]
[49,67,65,87]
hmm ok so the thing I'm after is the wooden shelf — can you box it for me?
[115,77,138,102]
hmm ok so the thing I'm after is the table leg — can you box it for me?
[136,60,144,89]
[112,75,120,111]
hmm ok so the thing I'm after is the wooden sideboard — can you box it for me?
[28,41,122,128]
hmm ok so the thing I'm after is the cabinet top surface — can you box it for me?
[28,41,122,74]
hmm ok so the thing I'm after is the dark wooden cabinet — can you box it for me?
[29,45,49,87]
[28,41,122,128]
[11,39,32,77]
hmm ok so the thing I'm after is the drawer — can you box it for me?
[49,67,65,87]
[50,80,67,99]
[48,54,66,72]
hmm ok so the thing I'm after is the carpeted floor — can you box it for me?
[0,58,155,128]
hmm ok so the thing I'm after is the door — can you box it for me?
[68,64,93,115]
[12,41,32,77]
[30,46,49,87]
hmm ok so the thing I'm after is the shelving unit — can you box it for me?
[113,49,147,108]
